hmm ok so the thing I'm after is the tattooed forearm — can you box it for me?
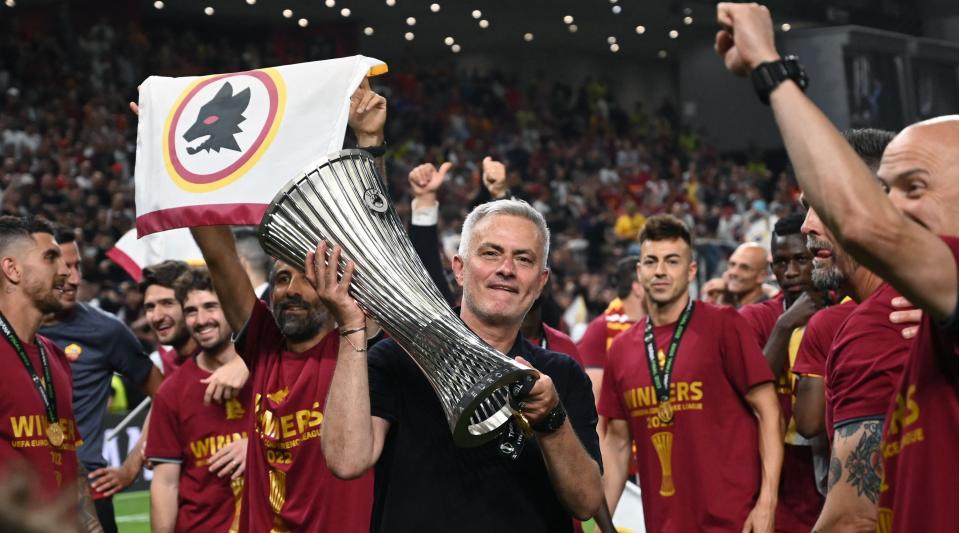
[827,456,842,493]
[843,420,883,503]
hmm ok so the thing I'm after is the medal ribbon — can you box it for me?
[0,312,59,426]
[643,299,694,403]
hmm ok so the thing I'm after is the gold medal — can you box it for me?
[657,400,674,424]
[46,422,64,448]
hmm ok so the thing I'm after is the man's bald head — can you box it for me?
[879,115,959,236]
[724,242,769,297]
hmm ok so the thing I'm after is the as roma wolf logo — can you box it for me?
[183,82,251,155]
[163,68,285,193]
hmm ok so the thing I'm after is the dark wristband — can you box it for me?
[358,141,387,158]
[532,401,567,434]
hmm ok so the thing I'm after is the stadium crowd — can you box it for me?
[0,12,797,340]
[2,3,955,533]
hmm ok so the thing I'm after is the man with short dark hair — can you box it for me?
[600,214,782,533]
[40,228,162,533]
[147,267,251,533]
[140,261,247,403]
[0,216,97,528]
[140,261,199,376]
[739,212,824,532]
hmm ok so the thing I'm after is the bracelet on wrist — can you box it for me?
[339,325,366,337]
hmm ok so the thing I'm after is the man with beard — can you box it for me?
[724,242,770,308]
[799,144,911,532]
[39,229,162,533]
[147,267,251,533]
[140,261,247,401]
[318,199,604,532]
[185,79,385,532]
[0,216,98,529]
[600,215,782,533]
[190,228,374,532]
[790,130,891,443]
[716,11,959,528]
[739,212,824,533]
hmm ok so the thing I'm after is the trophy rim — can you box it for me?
[452,364,538,448]
[256,148,374,250]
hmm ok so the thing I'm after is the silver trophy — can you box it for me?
[258,149,535,447]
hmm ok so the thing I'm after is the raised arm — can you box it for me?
[715,3,958,319]
[349,78,387,178]
[408,162,455,304]
[190,226,256,333]
[308,243,389,478]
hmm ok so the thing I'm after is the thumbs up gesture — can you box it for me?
[408,162,451,208]
[482,156,508,199]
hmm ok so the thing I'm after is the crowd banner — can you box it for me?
[134,55,387,236]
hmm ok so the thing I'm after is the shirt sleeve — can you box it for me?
[738,303,770,348]
[560,359,602,470]
[597,337,628,421]
[576,316,608,369]
[145,382,183,463]
[234,299,282,367]
[721,307,776,396]
[367,338,400,424]
[106,318,155,387]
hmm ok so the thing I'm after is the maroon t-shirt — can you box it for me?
[237,300,373,533]
[0,335,79,499]
[879,236,959,532]
[159,345,200,377]
[529,324,584,368]
[739,292,786,349]
[598,300,774,532]
[739,292,824,533]
[577,299,635,369]
[146,357,252,532]
[792,300,857,378]
[825,283,910,435]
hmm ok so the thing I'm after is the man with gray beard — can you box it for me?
[789,129,913,532]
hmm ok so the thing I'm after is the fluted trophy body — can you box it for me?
[258,149,534,447]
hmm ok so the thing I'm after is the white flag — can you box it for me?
[106,227,204,282]
[134,55,387,236]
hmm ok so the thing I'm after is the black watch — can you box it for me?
[357,141,387,158]
[532,402,567,434]
[751,55,808,106]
